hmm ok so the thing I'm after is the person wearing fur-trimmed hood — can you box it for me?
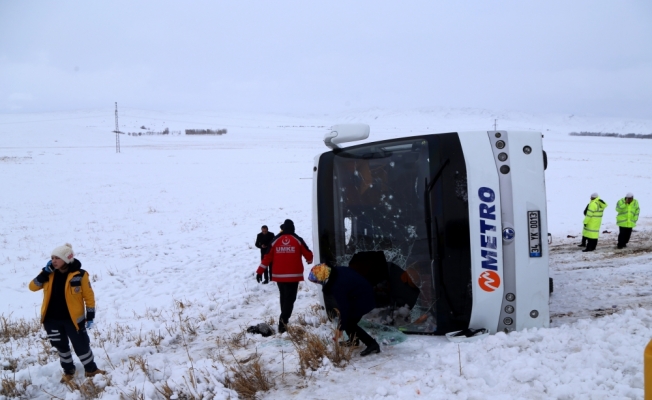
[308,264,381,356]
[29,243,105,382]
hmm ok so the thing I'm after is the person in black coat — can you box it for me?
[255,225,275,284]
[308,264,381,356]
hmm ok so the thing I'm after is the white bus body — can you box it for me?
[312,126,549,335]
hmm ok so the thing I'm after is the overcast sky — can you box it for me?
[1,1,651,118]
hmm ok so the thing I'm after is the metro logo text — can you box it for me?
[478,187,498,271]
[477,186,501,290]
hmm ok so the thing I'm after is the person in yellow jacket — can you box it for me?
[581,193,607,252]
[616,192,640,249]
[29,243,105,383]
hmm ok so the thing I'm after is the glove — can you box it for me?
[86,320,94,330]
[256,273,263,283]
[44,260,53,273]
[36,262,54,284]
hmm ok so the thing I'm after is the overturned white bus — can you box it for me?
[312,124,549,335]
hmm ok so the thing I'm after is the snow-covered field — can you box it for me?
[1,107,651,399]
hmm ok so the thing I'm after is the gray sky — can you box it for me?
[1,1,651,118]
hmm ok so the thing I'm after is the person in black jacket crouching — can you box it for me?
[308,264,380,356]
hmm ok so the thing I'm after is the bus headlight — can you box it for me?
[506,293,515,301]
[530,310,539,318]
[523,146,532,154]
[496,140,505,149]
[497,152,508,162]
[503,317,513,325]
[500,165,510,174]
[505,305,514,314]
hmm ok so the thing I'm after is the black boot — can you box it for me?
[278,320,287,334]
[360,342,380,356]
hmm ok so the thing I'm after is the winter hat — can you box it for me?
[591,192,599,199]
[626,192,634,198]
[280,219,295,233]
[51,243,75,264]
[308,264,331,284]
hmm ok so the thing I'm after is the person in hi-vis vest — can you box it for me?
[580,193,607,252]
[615,192,640,249]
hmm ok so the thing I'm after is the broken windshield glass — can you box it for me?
[331,138,437,332]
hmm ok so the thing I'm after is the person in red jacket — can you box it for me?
[256,219,313,333]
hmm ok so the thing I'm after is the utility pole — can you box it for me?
[113,102,122,153]
[494,119,498,131]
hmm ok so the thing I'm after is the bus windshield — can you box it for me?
[330,138,437,332]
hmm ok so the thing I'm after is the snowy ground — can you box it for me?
[0,107,651,399]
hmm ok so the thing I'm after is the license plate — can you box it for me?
[528,211,542,257]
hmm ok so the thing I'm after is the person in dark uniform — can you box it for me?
[308,264,381,356]
[255,225,275,284]
[29,243,105,383]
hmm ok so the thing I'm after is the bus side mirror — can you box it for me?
[324,124,370,149]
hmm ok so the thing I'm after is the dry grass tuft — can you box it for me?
[225,354,274,399]
[148,330,164,351]
[154,381,175,399]
[0,374,31,398]
[0,314,41,342]
[215,329,274,399]
[285,325,329,375]
[228,330,249,349]
[295,313,309,326]
[309,304,330,325]
[285,324,307,341]
[78,376,109,399]
[153,381,202,400]
[285,324,355,375]
[128,355,150,377]
[37,337,54,365]
[264,315,276,327]
[329,335,355,366]
[1,358,17,373]
[120,386,145,400]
